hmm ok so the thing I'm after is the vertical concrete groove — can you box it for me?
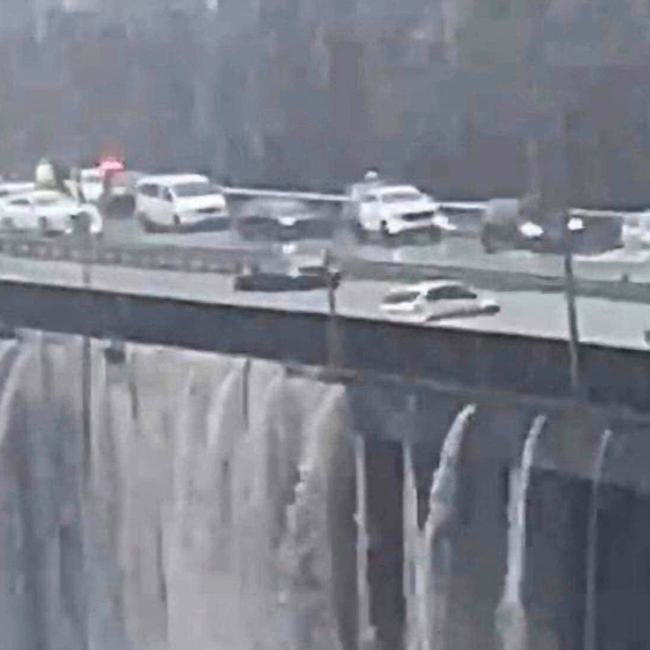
[583,429,613,650]
[355,433,376,650]
[496,414,547,650]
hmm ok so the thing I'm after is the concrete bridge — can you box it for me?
[0,252,648,650]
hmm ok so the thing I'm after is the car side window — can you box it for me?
[10,198,30,207]
[138,184,157,198]
[430,286,477,300]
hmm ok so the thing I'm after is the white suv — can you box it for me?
[353,184,454,242]
[135,174,229,232]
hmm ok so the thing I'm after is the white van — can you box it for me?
[135,174,229,232]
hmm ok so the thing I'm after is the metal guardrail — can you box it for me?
[0,235,273,275]
[223,186,351,204]
[0,233,646,304]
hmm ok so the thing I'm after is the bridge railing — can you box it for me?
[0,232,647,304]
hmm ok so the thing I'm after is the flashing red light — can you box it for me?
[99,157,125,173]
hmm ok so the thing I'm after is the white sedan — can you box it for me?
[0,190,103,236]
[380,280,499,322]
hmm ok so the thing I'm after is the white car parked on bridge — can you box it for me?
[380,280,499,323]
[135,174,229,232]
[353,184,455,242]
[0,190,103,236]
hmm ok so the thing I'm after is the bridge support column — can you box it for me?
[355,434,377,650]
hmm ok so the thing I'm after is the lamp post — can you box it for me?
[323,248,341,368]
[562,209,581,396]
[526,127,581,398]
[560,110,582,397]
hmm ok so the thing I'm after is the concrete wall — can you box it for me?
[0,329,648,648]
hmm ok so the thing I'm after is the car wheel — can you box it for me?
[137,212,153,233]
[74,211,92,234]
[380,221,396,246]
[172,214,182,232]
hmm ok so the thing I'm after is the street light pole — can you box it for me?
[323,248,341,368]
[562,211,581,396]
[561,111,582,397]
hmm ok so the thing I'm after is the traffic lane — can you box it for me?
[339,280,650,349]
[81,268,650,350]
[104,216,650,285]
[2,254,647,350]
[356,239,650,282]
[103,217,332,256]
[103,217,558,275]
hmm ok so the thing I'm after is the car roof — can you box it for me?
[0,181,34,190]
[12,189,71,201]
[388,280,465,294]
[373,184,422,196]
[136,173,210,187]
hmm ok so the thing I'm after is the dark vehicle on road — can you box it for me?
[100,171,143,219]
[235,198,334,241]
[233,256,341,292]
[480,199,623,255]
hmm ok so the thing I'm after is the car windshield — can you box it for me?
[381,190,423,203]
[382,290,421,305]
[172,181,218,197]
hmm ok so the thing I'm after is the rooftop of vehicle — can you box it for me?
[136,173,211,187]
[386,279,464,295]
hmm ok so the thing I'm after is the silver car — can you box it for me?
[380,280,499,323]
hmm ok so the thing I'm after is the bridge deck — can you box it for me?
[0,256,649,415]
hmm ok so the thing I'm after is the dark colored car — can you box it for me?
[233,258,341,292]
[99,171,143,219]
[235,198,334,241]
[481,203,623,255]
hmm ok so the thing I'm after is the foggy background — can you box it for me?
[2,0,650,204]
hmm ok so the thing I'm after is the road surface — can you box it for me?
[1,253,649,351]
[102,217,650,284]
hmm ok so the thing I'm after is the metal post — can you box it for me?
[324,249,341,367]
[559,109,582,397]
[583,430,613,650]
[403,394,419,650]
[562,213,581,396]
